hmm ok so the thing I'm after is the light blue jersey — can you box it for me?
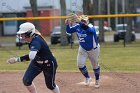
[66,22,99,51]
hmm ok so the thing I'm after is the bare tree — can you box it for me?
[110,0,116,30]
[83,0,94,24]
[83,0,105,42]
[98,0,105,42]
[0,14,2,36]
[29,0,40,30]
[92,0,98,15]
[60,0,68,45]
[125,0,134,42]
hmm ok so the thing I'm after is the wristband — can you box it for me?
[16,57,21,62]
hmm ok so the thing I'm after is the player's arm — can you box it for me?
[6,51,37,64]
[66,24,79,33]
[19,54,30,61]
[65,19,79,33]
[7,41,40,64]
[6,54,29,64]
[28,40,40,60]
[20,51,37,61]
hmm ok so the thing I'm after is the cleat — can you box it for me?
[84,78,92,86]
[95,80,100,88]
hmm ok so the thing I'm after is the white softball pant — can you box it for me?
[77,45,100,69]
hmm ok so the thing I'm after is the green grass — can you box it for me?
[0,36,16,43]
[0,36,50,43]
[0,41,140,72]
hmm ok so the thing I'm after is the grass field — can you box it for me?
[0,40,140,72]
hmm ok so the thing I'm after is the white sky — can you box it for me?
[0,0,83,13]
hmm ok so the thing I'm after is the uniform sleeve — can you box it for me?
[29,51,37,60]
[30,41,41,52]
[66,24,79,33]
[20,54,30,62]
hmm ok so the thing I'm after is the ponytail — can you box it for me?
[35,29,47,43]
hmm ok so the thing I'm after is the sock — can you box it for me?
[79,65,90,78]
[93,66,100,80]
[52,85,60,93]
[26,83,37,93]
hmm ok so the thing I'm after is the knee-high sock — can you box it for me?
[79,65,90,78]
[26,82,37,93]
[52,85,60,93]
[93,66,100,80]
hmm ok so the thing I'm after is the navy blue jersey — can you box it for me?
[29,35,54,61]
[66,22,99,51]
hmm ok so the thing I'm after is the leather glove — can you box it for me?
[68,13,81,23]
[7,57,20,64]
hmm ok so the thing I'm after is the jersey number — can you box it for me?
[79,37,85,42]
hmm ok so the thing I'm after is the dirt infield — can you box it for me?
[0,72,140,93]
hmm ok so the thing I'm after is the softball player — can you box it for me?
[7,22,60,93]
[65,14,100,88]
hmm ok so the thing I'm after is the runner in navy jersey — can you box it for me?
[7,22,60,93]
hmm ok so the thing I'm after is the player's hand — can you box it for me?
[65,19,71,25]
[7,57,18,64]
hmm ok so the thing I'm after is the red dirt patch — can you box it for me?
[0,72,140,93]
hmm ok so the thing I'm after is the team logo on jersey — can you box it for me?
[77,33,87,37]
[79,38,85,42]
[31,46,35,49]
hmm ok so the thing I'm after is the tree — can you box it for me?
[93,0,99,15]
[83,0,94,24]
[98,0,105,42]
[109,0,116,30]
[60,0,68,45]
[83,0,105,42]
[125,0,134,42]
[29,0,40,30]
[0,14,2,36]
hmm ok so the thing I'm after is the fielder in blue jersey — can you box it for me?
[7,22,60,93]
[65,14,100,88]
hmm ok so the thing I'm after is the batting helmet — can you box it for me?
[17,22,35,37]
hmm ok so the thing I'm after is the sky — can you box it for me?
[0,0,83,13]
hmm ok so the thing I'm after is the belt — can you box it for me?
[37,60,48,64]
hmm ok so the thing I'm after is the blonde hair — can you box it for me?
[35,29,47,43]
[35,29,41,35]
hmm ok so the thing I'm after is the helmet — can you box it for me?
[17,22,35,37]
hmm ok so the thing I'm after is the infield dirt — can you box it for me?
[0,72,140,93]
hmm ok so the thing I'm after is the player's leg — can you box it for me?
[87,46,100,87]
[23,61,42,93]
[52,85,60,93]
[43,60,60,93]
[26,82,37,93]
[77,46,91,85]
